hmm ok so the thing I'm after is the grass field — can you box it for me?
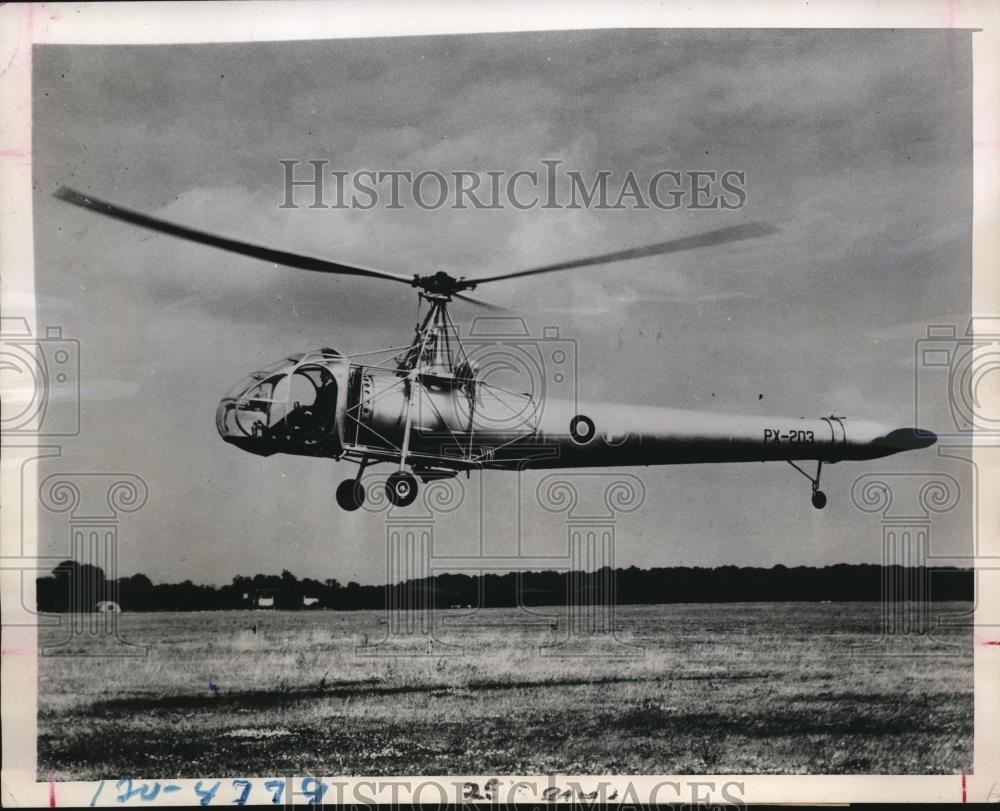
[37,602,973,779]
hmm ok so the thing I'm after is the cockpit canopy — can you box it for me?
[216,347,346,456]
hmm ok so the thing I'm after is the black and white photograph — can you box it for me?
[2,2,999,806]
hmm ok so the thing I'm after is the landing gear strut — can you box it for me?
[788,459,827,510]
[385,317,425,510]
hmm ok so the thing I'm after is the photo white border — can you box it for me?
[2,1,998,805]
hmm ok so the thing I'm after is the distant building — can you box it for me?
[302,596,320,607]
[95,600,120,613]
[256,595,274,609]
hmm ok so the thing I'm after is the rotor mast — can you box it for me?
[398,275,473,377]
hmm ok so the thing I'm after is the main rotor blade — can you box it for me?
[469,222,777,286]
[53,186,415,285]
[452,292,509,311]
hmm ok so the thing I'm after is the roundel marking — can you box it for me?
[569,414,596,445]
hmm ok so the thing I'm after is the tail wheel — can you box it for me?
[336,479,366,511]
[385,470,418,507]
[789,461,828,510]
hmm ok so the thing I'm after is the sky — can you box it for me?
[28,30,974,586]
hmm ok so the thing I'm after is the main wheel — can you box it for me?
[385,470,418,507]
[811,489,827,510]
[336,479,365,511]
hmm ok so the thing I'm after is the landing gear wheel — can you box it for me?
[336,479,366,511]
[386,470,418,507]
[811,489,827,510]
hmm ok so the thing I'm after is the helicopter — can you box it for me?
[54,186,937,511]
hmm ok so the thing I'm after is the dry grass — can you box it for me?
[37,602,973,778]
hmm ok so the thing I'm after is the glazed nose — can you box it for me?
[876,428,937,452]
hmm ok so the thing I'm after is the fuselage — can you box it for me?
[215,349,936,472]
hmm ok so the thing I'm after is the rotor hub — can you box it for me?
[412,271,474,297]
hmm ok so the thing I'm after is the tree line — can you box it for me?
[35,559,973,612]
